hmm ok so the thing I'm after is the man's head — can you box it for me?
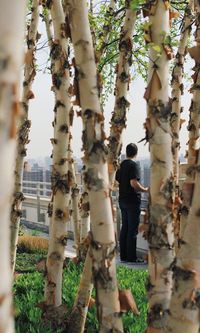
[126,143,138,158]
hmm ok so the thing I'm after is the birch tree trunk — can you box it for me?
[68,140,92,333]
[65,1,123,331]
[166,7,200,330]
[171,0,194,187]
[166,151,200,333]
[43,5,54,49]
[79,185,90,259]
[0,1,26,332]
[170,0,194,248]
[10,0,40,273]
[42,5,55,238]
[44,0,71,307]
[67,249,93,333]
[143,1,174,331]
[179,2,200,238]
[71,185,81,256]
[68,186,92,333]
[95,0,117,63]
[68,140,81,258]
[108,1,137,187]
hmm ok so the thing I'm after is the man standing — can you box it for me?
[116,143,148,263]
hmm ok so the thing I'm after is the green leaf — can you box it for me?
[152,44,162,53]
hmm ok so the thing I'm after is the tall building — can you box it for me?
[23,163,51,197]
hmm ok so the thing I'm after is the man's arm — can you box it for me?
[130,179,149,192]
[115,168,120,183]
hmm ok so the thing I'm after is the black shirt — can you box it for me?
[115,159,141,204]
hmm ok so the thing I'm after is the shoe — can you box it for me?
[127,258,145,265]
[133,258,146,264]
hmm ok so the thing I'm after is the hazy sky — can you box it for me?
[26,18,192,161]
[27,70,191,161]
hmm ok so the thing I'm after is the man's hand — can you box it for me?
[130,179,149,193]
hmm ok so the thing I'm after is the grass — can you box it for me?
[14,254,148,333]
[15,253,45,273]
[17,235,48,254]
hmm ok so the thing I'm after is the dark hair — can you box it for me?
[126,143,138,158]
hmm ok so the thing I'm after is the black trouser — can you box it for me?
[119,201,141,262]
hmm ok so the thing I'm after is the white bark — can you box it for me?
[170,0,194,250]
[79,182,90,260]
[144,1,174,332]
[166,150,200,333]
[171,0,194,184]
[68,143,81,257]
[166,4,200,330]
[45,0,71,307]
[180,1,200,238]
[65,1,123,331]
[67,249,93,333]
[71,185,81,256]
[108,2,137,186]
[10,0,40,273]
[80,187,90,242]
[0,1,26,332]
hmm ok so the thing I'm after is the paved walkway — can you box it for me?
[65,239,147,270]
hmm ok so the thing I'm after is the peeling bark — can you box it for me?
[165,7,200,331]
[10,0,40,273]
[170,0,194,249]
[108,1,137,187]
[44,0,71,307]
[166,149,200,333]
[67,249,93,333]
[79,184,90,260]
[71,185,81,256]
[180,2,200,239]
[171,0,194,185]
[143,1,175,332]
[0,1,26,332]
[65,1,123,331]
[68,139,81,258]
[95,0,117,63]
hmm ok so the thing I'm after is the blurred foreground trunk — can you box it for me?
[0,1,26,332]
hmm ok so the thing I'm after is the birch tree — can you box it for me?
[179,2,200,238]
[44,0,72,307]
[108,0,137,187]
[166,152,200,333]
[0,1,26,332]
[171,0,194,189]
[67,4,135,330]
[170,0,194,247]
[165,5,200,329]
[65,1,123,331]
[79,184,91,260]
[143,1,175,331]
[165,151,200,324]
[68,138,81,258]
[10,0,40,273]
[67,249,93,333]
[95,0,117,64]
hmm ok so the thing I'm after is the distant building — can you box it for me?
[143,165,150,188]
[23,163,51,197]
[45,156,52,170]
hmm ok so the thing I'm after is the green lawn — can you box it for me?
[14,254,148,333]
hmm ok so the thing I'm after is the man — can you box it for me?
[116,143,148,263]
